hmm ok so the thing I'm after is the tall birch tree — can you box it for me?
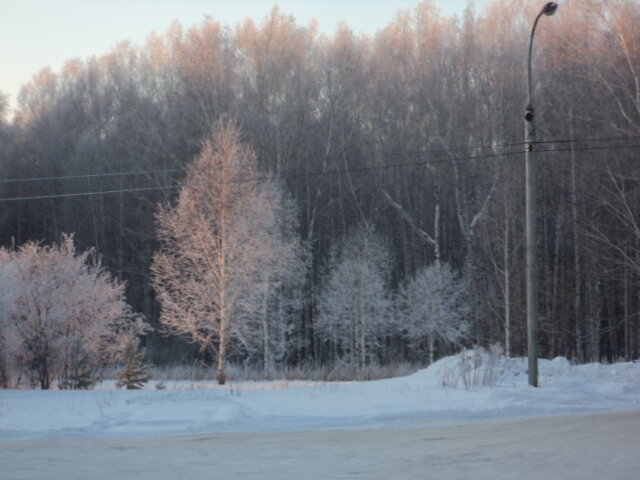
[152,120,299,384]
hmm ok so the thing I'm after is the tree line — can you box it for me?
[1,0,639,381]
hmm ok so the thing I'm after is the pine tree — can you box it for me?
[117,341,152,390]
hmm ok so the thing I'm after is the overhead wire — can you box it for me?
[0,149,525,202]
[0,168,184,185]
[1,133,639,186]
[0,138,639,203]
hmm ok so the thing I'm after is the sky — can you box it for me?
[1,0,485,113]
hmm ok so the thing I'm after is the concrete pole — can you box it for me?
[525,103,538,387]
[525,2,557,387]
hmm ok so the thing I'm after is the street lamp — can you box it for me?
[525,2,557,388]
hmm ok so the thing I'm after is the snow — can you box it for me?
[2,355,640,479]
[2,355,640,439]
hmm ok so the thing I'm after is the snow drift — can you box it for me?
[1,354,639,439]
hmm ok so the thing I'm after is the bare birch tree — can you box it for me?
[152,120,299,383]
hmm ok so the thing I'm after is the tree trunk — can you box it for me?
[587,280,600,362]
[262,288,271,371]
[356,272,365,368]
[623,260,630,361]
[570,111,583,363]
[550,202,564,358]
[428,336,435,365]
[504,207,511,358]
[217,323,226,385]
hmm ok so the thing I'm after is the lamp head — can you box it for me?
[542,2,558,16]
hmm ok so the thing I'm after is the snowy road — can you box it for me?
[1,410,638,480]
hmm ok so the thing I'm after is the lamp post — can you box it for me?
[525,1,557,388]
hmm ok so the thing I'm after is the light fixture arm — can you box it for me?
[527,2,558,108]
[527,13,542,108]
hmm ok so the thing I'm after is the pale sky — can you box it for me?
[1,0,483,112]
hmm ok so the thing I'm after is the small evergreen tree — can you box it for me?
[117,341,152,390]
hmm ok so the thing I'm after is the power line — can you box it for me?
[0,184,183,203]
[2,134,639,186]
[0,168,184,185]
[535,134,640,146]
[536,143,640,156]
[0,148,527,202]
[1,142,639,203]
[0,143,509,186]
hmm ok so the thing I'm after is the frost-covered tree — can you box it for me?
[267,242,311,366]
[152,120,302,384]
[0,235,148,389]
[227,185,309,372]
[236,214,310,371]
[316,226,391,368]
[398,262,470,364]
[0,247,15,388]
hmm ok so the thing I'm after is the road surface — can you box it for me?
[1,410,638,479]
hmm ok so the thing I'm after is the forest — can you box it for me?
[0,0,639,386]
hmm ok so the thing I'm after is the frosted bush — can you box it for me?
[440,344,505,390]
[0,235,148,389]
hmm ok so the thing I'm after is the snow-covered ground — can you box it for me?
[2,411,638,480]
[2,354,640,439]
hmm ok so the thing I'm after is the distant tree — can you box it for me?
[235,196,309,371]
[0,247,15,388]
[4,0,640,366]
[0,235,148,389]
[398,262,470,364]
[151,120,301,384]
[0,91,8,128]
[265,241,312,366]
[315,226,391,368]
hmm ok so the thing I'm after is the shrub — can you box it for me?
[0,235,149,389]
[440,344,505,389]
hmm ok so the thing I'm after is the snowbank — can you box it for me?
[1,355,639,439]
